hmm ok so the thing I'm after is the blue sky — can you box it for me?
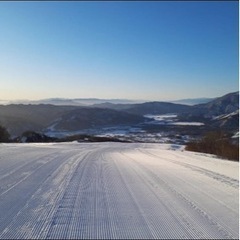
[0,1,238,101]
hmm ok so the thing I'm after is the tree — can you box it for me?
[186,131,239,161]
[0,125,10,142]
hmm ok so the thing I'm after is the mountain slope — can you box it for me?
[92,101,192,115]
[51,107,145,131]
[211,110,239,130]
[192,91,239,117]
[177,92,239,133]
[0,105,145,137]
[123,102,191,115]
[0,104,79,136]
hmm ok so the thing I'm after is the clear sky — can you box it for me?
[0,1,238,101]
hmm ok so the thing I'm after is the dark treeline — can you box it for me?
[186,131,239,161]
[0,125,129,144]
[0,125,10,142]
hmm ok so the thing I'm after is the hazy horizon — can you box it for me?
[1,91,237,104]
[0,1,238,101]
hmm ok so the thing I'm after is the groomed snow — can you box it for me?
[0,142,238,239]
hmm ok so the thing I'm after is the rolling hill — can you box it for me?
[0,91,238,138]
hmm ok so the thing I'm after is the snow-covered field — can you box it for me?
[144,114,204,126]
[0,142,238,239]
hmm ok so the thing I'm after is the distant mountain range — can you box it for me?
[0,96,215,106]
[0,98,144,106]
[0,91,238,138]
[170,98,214,105]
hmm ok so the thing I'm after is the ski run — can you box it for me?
[0,142,238,239]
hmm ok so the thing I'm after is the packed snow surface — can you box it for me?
[0,142,238,239]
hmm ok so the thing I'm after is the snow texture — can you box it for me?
[0,142,238,239]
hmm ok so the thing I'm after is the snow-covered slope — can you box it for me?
[0,142,238,239]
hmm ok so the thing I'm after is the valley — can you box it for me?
[0,92,238,145]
